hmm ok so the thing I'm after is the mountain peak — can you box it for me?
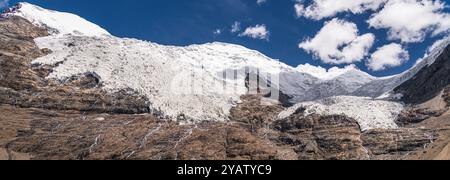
[2,2,110,37]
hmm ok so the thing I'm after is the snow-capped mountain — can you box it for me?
[2,3,449,129]
[295,64,376,102]
[1,2,110,37]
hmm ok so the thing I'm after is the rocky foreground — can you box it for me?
[1,16,450,160]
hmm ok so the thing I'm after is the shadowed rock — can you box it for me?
[395,44,450,105]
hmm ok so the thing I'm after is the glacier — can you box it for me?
[278,96,404,131]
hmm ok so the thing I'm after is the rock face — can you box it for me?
[396,108,446,127]
[0,16,49,91]
[362,129,438,160]
[1,104,280,160]
[444,85,450,107]
[270,107,440,160]
[272,114,369,160]
[395,44,450,104]
[0,16,150,114]
[230,95,284,128]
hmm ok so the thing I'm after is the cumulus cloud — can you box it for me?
[231,21,241,33]
[368,0,450,43]
[0,0,9,8]
[296,63,358,80]
[295,0,387,20]
[257,0,267,5]
[367,43,410,71]
[299,18,375,64]
[239,24,270,40]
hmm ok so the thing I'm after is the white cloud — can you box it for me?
[295,0,387,20]
[368,0,450,43]
[231,21,241,33]
[367,43,409,71]
[427,35,450,53]
[296,63,358,80]
[239,24,270,40]
[299,18,375,64]
[257,0,267,5]
[213,29,222,35]
[0,0,9,8]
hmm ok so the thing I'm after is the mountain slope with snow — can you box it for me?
[353,36,450,99]
[1,3,110,37]
[3,2,448,129]
[32,35,291,122]
[31,33,383,122]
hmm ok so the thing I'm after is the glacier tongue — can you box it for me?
[278,96,404,131]
[3,2,110,37]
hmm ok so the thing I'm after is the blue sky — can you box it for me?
[3,0,450,76]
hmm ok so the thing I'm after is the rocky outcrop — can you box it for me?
[395,44,450,104]
[270,108,440,160]
[272,113,369,160]
[230,95,284,129]
[1,105,279,160]
[444,85,450,107]
[396,108,446,126]
[0,16,49,91]
[0,16,150,114]
[362,129,438,160]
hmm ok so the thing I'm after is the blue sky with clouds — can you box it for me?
[3,0,450,77]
